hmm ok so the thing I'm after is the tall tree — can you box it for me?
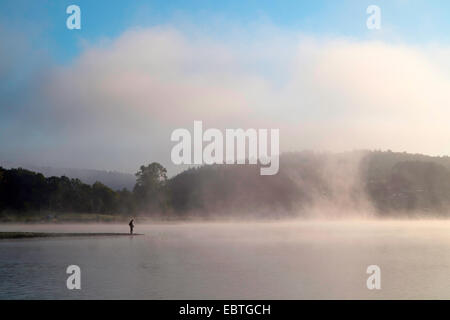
[133,163,168,213]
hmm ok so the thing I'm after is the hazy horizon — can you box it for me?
[3,148,450,177]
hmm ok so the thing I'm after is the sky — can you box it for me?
[1,0,450,174]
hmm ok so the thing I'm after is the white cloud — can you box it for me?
[5,26,450,172]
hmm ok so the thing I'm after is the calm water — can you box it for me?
[1,220,450,299]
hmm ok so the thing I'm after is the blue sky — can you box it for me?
[1,0,449,63]
[1,1,450,172]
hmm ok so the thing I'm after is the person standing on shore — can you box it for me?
[129,219,134,235]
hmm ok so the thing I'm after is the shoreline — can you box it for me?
[0,232,143,239]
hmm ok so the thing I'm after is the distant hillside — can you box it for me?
[168,150,450,217]
[0,161,135,191]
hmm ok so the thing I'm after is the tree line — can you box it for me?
[3,151,450,218]
[0,163,167,216]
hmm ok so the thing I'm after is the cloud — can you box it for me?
[2,26,450,173]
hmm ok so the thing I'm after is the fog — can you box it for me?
[2,25,450,172]
[165,150,450,220]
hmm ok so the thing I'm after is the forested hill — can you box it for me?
[169,150,450,217]
[0,161,135,191]
[2,151,450,219]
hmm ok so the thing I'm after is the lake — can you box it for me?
[1,220,450,299]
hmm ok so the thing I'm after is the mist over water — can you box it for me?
[286,151,376,219]
[1,220,450,299]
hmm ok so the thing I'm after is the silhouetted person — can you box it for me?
[129,219,134,235]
